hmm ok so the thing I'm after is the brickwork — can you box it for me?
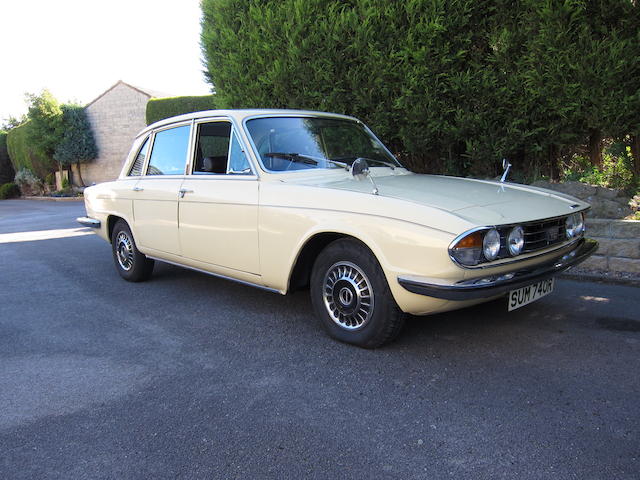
[581,219,640,274]
[73,82,151,185]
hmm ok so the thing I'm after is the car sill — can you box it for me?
[146,256,283,295]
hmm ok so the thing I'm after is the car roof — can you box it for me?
[139,109,359,138]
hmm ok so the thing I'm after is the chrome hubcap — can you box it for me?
[322,261,374,330]
[116,231,134,271]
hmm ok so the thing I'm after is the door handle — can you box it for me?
[132,186,143,191]
[179,188,193,198]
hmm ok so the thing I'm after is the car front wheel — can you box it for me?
[111,219,154,282]
[310,238,405,348]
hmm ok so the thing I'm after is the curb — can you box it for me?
[18,196,84,202]
[560,271,640,288]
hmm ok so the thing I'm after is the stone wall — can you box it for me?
[581,219,640,274]
[73,83,150,186]
[532,180,635,219]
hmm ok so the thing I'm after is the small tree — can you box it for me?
[53,105,98,186]
[25,90,63,176]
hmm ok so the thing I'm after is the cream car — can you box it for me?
[78,110,598,347]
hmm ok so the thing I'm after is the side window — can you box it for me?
[128,137,149,176]
[146,125,190,175]
[192,121,251,175]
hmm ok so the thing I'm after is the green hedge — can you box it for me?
[146,95,217,125]
[0,132,15,184]
[0,182,20,199]
[201,0,640,181]
[6,121,55,179]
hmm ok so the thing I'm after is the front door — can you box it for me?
[178,120,260,274]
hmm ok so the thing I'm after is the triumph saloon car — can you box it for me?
[78,110,598,347]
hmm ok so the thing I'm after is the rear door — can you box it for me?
[132,122,191,256]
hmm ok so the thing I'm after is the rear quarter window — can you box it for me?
[128,137,150,176]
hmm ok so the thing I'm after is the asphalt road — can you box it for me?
[0,199,638,480]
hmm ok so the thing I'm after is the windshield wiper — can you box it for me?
[264,152,349,169]
[330,156,396,170]
[264,152,317,165]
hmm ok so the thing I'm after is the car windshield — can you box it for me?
[245,116,401,172]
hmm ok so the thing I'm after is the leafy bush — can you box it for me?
[25,90,63,161]
[200,0,640,180]
[0,182,20,199]
[0,131,15,184]
[564,146,636,192]
[54,104,98,168]
[6,121,56,178]
[14,168,43,196]
[146,95,217,125]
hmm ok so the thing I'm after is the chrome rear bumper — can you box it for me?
[76,216,101,228]
[398,238,598,301]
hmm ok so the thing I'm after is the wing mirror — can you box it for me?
[500,158,512,183]
[350,158,370,179]
[350,158,379,195]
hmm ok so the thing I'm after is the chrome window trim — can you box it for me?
[241,113,405,174]
[141,131,156,177]
[448,212,588,270]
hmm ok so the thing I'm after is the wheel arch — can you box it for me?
[106,215,126,243]
[287,231,379,293]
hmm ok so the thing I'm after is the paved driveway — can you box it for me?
[1,200,638,479]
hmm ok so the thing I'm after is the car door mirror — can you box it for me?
[351,158,370,179]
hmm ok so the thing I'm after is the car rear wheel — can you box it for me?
[111,219,154,282]
[310,238,405,348]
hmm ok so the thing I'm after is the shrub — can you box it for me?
[146,95,217,125]
[54,104,98,187]
[0,131,15,184]
[0,182,20,199]
[563,146,636,192]
[6,121,55,178]
[200,0,640,180]
[14,168,43,196]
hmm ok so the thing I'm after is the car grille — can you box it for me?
[521,218,567,253]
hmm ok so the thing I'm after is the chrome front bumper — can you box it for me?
[76,216,101,228]
[397,238,598,301]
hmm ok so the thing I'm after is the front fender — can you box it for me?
[258,205,459,312]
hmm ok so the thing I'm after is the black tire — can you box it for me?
[111,219,154,282]
[310,238,405,348]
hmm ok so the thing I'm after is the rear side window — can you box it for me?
[146,125,191,175]
[193,122,231,174]
[128,137,149,176]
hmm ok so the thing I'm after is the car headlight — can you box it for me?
[565,213,584,239]
[482,228,501,261]
[507,226,524,256]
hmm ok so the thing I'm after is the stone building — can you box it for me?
[72,80,166,186]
